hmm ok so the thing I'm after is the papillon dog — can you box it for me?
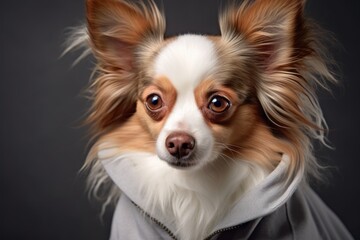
[67,0,353,239]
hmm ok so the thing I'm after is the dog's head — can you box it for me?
[84,0,334,174]
[141,34,258,169]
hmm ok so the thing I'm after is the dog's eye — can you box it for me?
[208,96,231,113]
[146,94,163,111]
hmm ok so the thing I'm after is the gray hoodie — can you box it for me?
[102,156,353,240]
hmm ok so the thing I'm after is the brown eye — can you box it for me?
[146,94,163,111]
[208,95,230,113]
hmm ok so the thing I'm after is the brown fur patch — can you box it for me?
[194,79,281,169]
[94,76,177,154]
[137,76,177,138]
[195,79,241,123]
[98,115,155,154]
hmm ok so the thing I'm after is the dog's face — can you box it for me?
[136,35,259,169]
[85,0,331,173]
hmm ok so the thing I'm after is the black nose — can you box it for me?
[165,132,195,159]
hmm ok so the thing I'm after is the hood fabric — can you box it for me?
[101,154,353,240]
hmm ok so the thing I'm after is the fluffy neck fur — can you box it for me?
[100,152,268,240]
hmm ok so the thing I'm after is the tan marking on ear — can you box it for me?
[219,0,303,69]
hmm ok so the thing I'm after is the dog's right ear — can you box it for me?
[85,0,165,131]
[86,0,165,71]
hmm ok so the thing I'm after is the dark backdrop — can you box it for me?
[1,0,359,239]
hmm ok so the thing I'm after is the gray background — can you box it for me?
[1,0,359,239]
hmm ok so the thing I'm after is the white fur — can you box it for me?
[105,151,267,240]
[154,35,219,169]
[154,35,217,89]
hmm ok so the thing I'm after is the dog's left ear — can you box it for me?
[219,0,333,148]
[220,0,305,70]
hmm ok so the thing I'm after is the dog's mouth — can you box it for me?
[166,158,197,169]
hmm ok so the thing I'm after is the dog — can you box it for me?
[69,0,353,239]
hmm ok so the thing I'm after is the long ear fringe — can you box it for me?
[64,0,166,137]
[220,0,337,182]
[62,26,92,66]
[64,0,165,211]
[259,21,337,182]
[82,152,121,217]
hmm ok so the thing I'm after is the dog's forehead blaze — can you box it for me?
[153,34,218,90]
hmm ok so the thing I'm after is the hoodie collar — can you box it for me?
[212,154,303,232]
[101,152,303,236]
